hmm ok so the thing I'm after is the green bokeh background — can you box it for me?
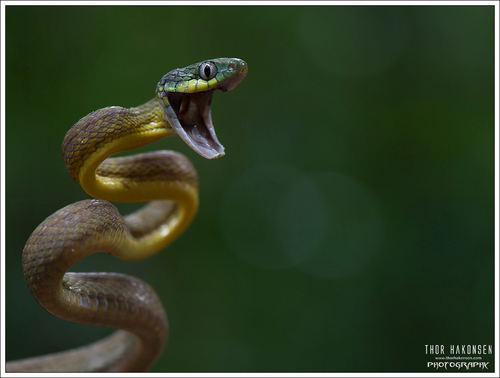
[5,5,495,372]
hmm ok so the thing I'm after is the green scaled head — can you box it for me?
[156,58,248,159]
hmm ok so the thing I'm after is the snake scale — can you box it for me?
[6,58,248,372]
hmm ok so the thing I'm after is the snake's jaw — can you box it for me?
[163,90,225,159]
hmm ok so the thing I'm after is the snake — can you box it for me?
[6,58,248,372]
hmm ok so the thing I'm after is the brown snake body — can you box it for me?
[6,58,247,372]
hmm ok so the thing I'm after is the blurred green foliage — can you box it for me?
[5,5,494,372]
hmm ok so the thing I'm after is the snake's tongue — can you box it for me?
[166,90,224,159]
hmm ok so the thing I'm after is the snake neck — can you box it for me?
[60,98,200,260]
[63,99,168,182]
[61,99,198,201]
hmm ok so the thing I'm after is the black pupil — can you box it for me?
[204,65,212,78]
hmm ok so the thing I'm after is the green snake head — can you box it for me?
[155,58,248,159]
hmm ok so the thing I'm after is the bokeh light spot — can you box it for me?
[220,164,305,269]
[281,172,385,279]
[221,165,385,279]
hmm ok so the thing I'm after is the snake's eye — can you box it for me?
[199,61,217,81]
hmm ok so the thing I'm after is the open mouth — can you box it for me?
[165,90,225,160]
[157,58,248,159]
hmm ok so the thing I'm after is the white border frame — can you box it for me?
[1,1,498,377]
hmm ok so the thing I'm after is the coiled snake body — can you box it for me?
[6,58,248,372]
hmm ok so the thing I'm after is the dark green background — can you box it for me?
[5,5,495,372]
